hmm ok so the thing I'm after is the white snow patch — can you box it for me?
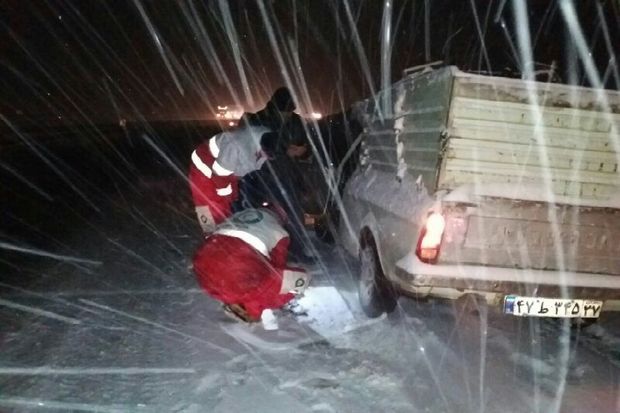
[296,286,389,349]
[455,67,620,110]
[396,139,404,159]
[346,169,431,221]
[510,352,555,376]
[195,372,222,393]
[278,378,305,390]
[79,298,234,355]
[220,322,312,352]
[311,402,337,412]
[221,323,287,351]
[296,286,358,338]
[261,309,279,331]
[393,83,407,132]
[396,158,407,181]
[278,373,338,391]
[213,378,312,413]
[0,367,195,376]
[220,286,388,352]
[0,397,130,413]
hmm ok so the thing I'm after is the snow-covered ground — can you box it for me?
[1,175,619,413]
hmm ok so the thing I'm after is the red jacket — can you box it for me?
[193,208,309,319]
[188,126,271,224]
[188,138,238,224]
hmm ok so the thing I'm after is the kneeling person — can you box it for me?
[193,206,310,322]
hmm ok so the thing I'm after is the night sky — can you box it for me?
[0,0,618,124]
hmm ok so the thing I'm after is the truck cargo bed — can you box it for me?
[438,71,620,201]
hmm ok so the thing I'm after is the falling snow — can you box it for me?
[1,1,620,412]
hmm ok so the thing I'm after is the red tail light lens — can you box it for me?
[416,213,446,264]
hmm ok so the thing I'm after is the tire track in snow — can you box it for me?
[0,367,195,375]
[0,298,81,325]
[0,397,130,413]
[79,299,234,356]
[0,241,102,266]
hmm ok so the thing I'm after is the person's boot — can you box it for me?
[223,304,260,323]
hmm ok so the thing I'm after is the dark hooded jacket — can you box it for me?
[242,87,306,152]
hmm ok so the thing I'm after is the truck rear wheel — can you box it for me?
[358,235,397,318]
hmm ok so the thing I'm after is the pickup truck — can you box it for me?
[339,65,620,320]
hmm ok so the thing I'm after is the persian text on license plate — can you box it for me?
[504,295,602,318]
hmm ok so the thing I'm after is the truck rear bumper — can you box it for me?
[394,253,620,308]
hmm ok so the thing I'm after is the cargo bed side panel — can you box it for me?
[361,68,454,190]
[438,73,620,201]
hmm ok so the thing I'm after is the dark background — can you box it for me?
[0,0,618,127]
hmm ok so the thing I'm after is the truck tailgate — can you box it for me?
[439,199,620,275]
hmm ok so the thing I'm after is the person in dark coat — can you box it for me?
[243,87,307,153]
[239,87,314,262]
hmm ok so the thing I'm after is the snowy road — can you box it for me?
[1,0,619,409]
[1,161,620,412]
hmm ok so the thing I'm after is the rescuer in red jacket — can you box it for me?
[193,206,310,322]
[188,125,277,233]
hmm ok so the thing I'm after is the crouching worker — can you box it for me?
[193,206,310,323]
[188,126,278,233]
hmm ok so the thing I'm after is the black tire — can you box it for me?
[358,235,398,318]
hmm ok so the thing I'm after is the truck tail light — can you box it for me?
[416,213,445,264]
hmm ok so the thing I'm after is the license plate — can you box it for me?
[504,295,603,318]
